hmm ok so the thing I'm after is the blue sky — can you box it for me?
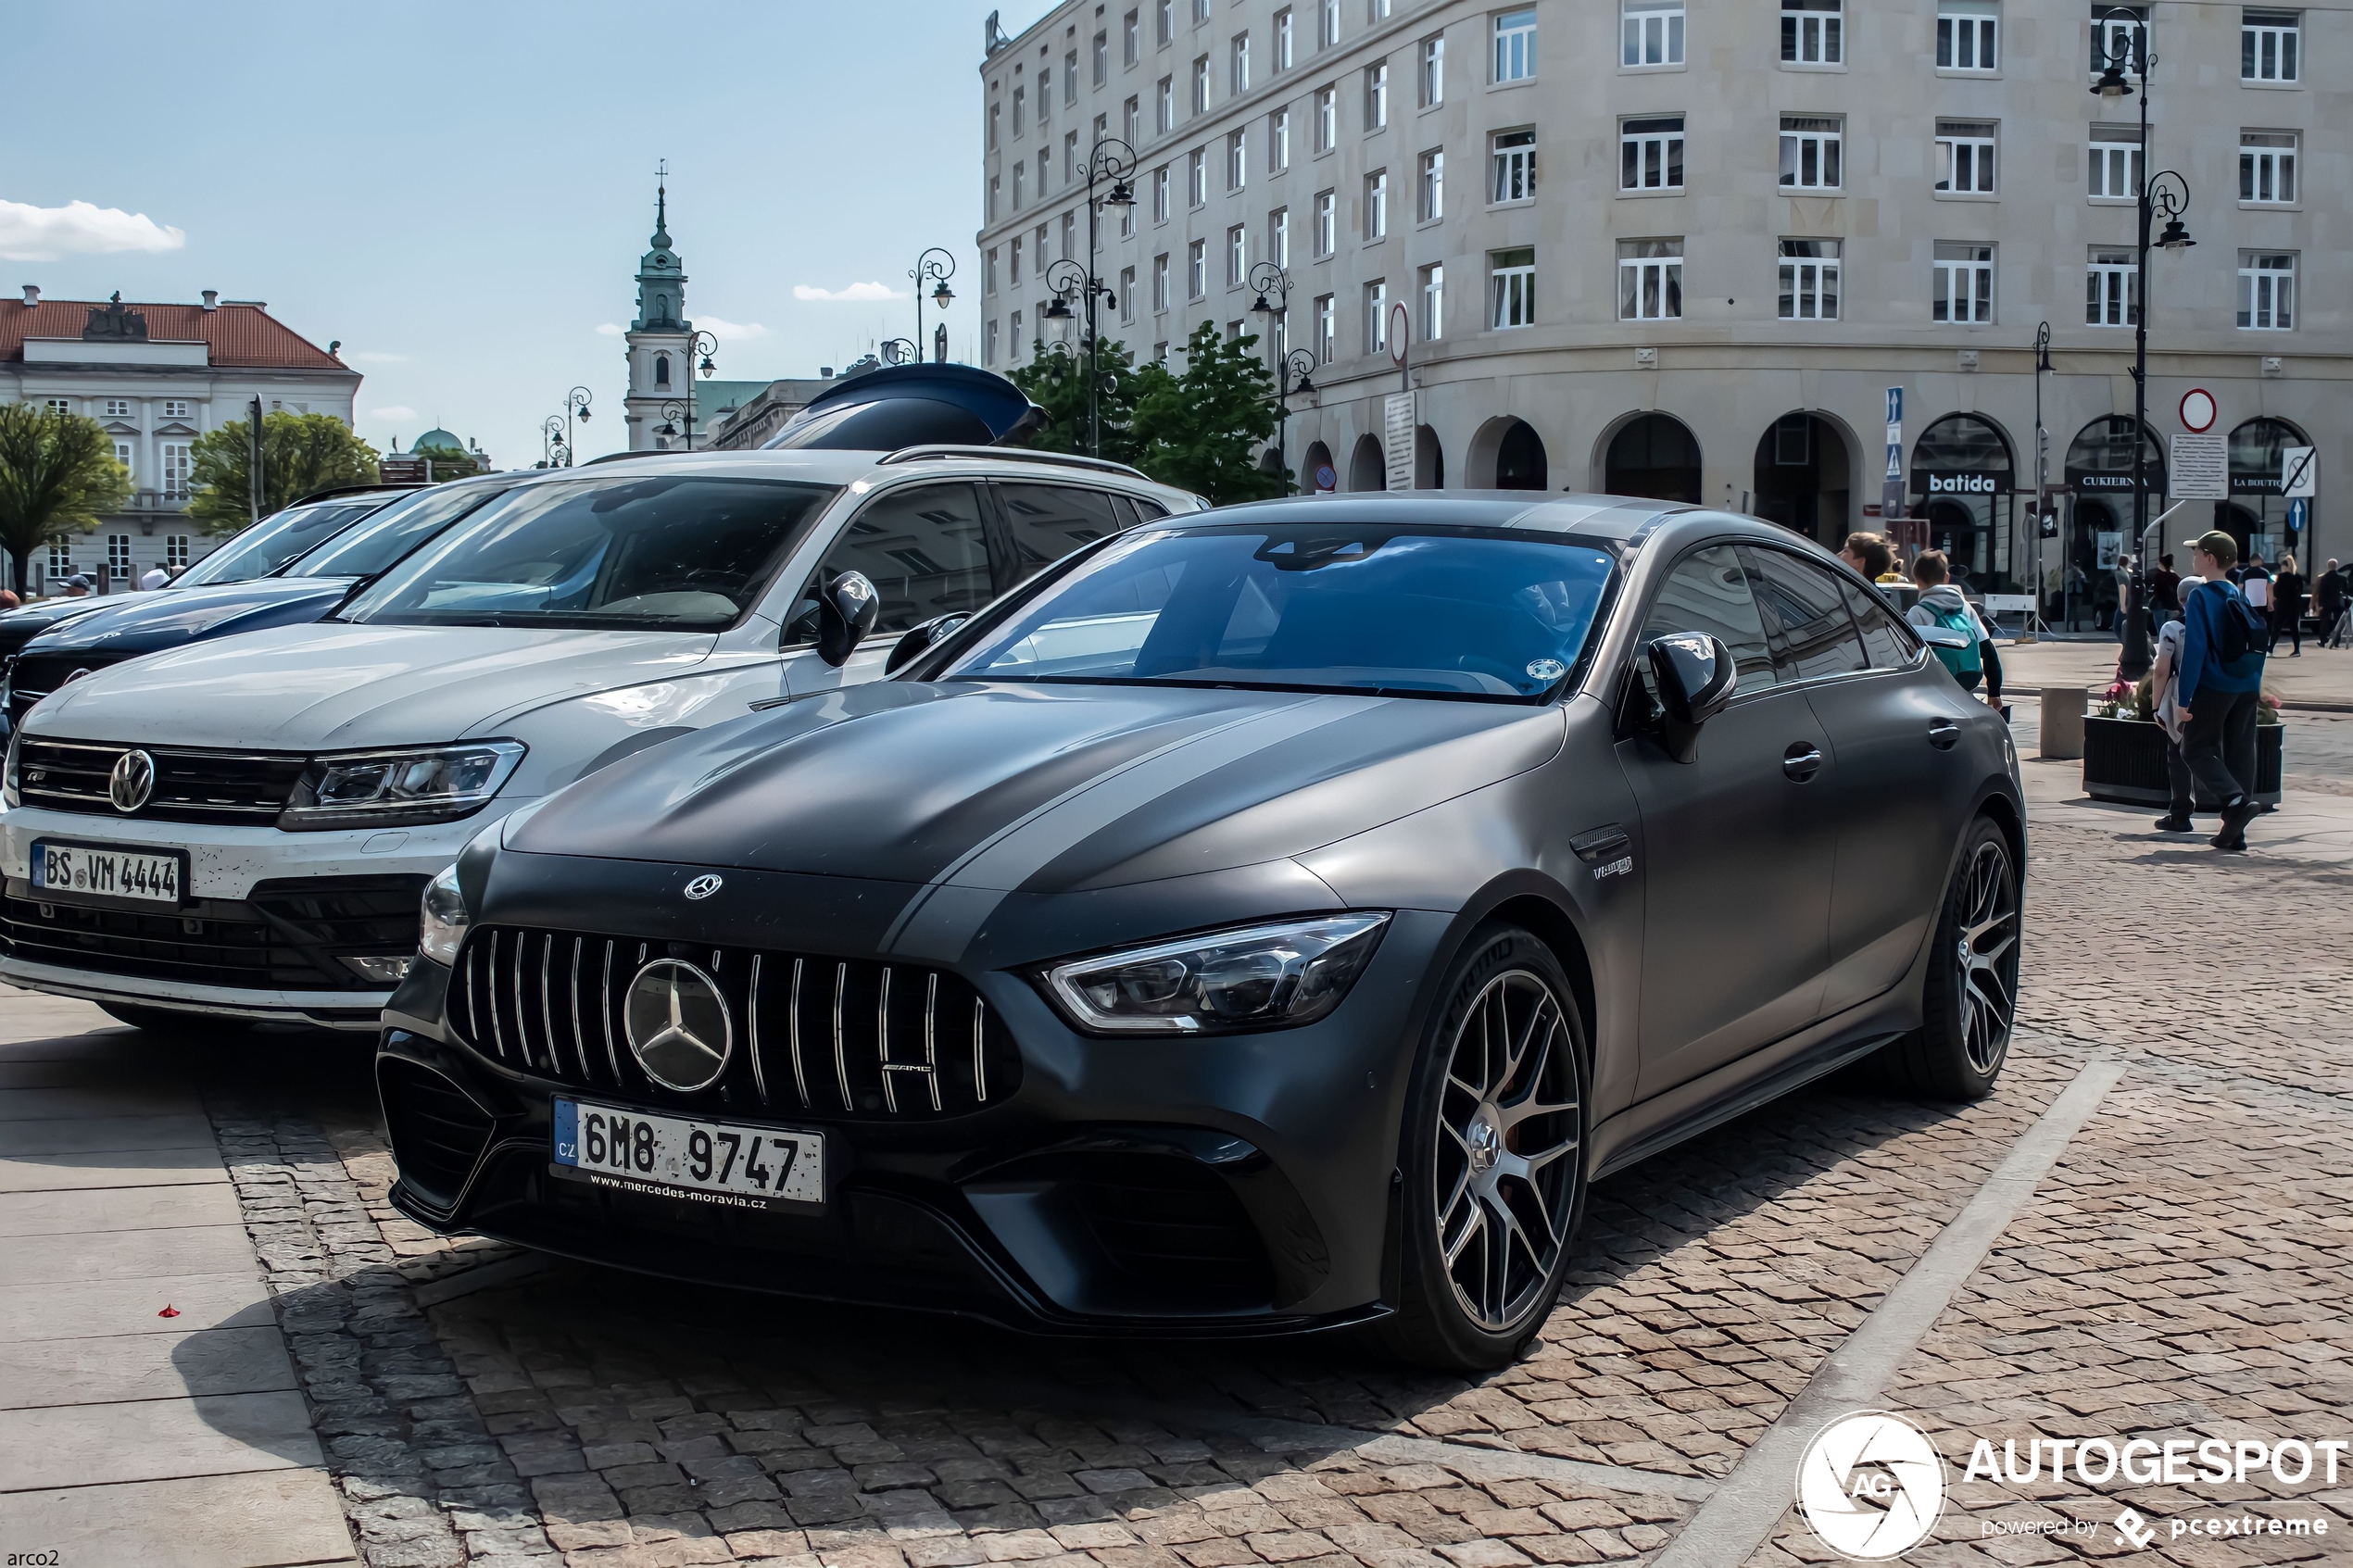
[3,1,1054,466]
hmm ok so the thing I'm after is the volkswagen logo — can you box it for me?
[684,873,724,901]
[622,959,734,1093]
[107,749,157,814]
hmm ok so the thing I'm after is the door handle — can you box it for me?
[1928,718,1961,750]
[1782,743,1825,782]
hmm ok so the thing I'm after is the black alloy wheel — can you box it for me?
[1382,922,1587,1371]
[1880,816,2020,1099]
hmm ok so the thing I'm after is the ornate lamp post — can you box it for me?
[2094,6,2195,681]
[660,331,719,449]
[911,249,956,361]
[656,399,690,445]
[538,415,569,470]
[560,385,592,467]
[879,337,922,367]
[1247,264,1317,490]
[1038,138,1137,458]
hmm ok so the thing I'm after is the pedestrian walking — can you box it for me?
[2177,530,2270,852]
[1840,532,1894,583]
[2271,552,2306,657]
[2148,605,2196,832]
[2241,553,2274,647]
[2319,558,2350,648]
[2149,554,2183,627]
[1905,550,2005,710]
[138,564,169,590]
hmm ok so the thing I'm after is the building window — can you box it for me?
[1011,235,1025,286]
[1365,169,1389,238]
[2238,251,2296,329]
[1064,130,1079,183]
[1365,280,1389,352]
[1315,84,1337,148]
[161,444,191,500]
[654,353,672,387]
[985,319,1000,366]
[1013,161,1026,209]
[988,174,1000,220]
[1152,166,1170,220]
[1188,239,1207,299]
[1623,0,1684,66]
[1065,50,1079,105]
[1095,31,1111,86]
[1157,0,1172,45]
[2241,132,2297,203]
[1228,224,1247,284]
[1780,0,1841,64]
[1154,254,1171,310]
[1419,262,1444,340]
[1620,115,1683,191]
[1493,6,1536,82]
[2243,9,2299,81]
[1037,150,1051,199]
[1420,35,1444,106]
[1126,9,1140,65]
[2092,6,2146,80]
[985,247,1000,295]
[1269,207,1290,267]
[1315,189,1337,254]
[167,535,189,570]
[1120,267,1137,323]
[2088,124,2142,200]
[162,399,191,420]
[1319,0,1340,48]
[1777,238,1840,319]
[1271,107,1291,169]
[43,397,71,415]
[1489,248,1536,329]
[108,535,132,582]
[1189,147,1207,205]
[1192,54,1210,113]
[1012,307,1026,351]
[1061,209,1076,261]
[114,440,133,475]
[1157,76,1174,132]
[1231,31,1251,94]
[1417,148,1443,220]
[103,398,132,419]
[1276,8,1293,69]
[48,542,72,578]
[1227,128,1249,189]
[1938,239,1994,321]
[1013,85,1026,136]
[1491,129,1536,202]
[1368,0,1391,19]
[1779,115,1842,190]
[1315,294,1336,360]
[1365,61,1388,129]
[1617,239,1682,320]
[1938,0,1997,69]
[1936,120,1996,194]
[2087,246,2139,327]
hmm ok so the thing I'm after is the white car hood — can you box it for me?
[22,622,727,750]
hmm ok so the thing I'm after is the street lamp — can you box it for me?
[879,337,922,367]
[2093,6,2194,681]
[910,248,957,361]
[560,385,592,467]
[539,414,569,470]
[1037,137,1138,458]
[661,331,718,449]
[1248,263,1317,490]
[656,399,689,445]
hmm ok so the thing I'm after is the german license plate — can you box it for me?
[30,840,185,908]
[550,1098,824,1210]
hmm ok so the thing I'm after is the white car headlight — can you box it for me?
[280,742,524,831]
[419,865,470,968]
[1041,913,1390,1035]
[2,729,19,810]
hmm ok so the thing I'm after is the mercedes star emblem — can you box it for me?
[108,749,157,813]
[622,959,734,1092]
[684,873,724,901]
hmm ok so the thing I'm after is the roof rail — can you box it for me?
[877,445,1151,482]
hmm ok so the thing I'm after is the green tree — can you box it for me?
[0,402,132,597]
[1007,336,1152,467]
[1131,323,1286,505]
[187,411,381,533]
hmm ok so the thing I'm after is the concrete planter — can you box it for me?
[2082,716,2284,809]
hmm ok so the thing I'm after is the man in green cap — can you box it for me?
[2173,529,2269,851]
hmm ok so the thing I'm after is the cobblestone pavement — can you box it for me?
[73,805,2353,1568]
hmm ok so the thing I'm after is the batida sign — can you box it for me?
[1919,472,2007,495]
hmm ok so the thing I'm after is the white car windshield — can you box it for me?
[176,495,403,586]
[942,524,1617,701]
[341,476,839,631]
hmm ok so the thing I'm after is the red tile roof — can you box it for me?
[1,298,351,371]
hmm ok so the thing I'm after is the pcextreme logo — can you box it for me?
[1795,1411,1947,1561]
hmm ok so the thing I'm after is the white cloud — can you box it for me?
[371,406,418,421]
[793,282,904,302]
[0,198,185,262]
[698,315,770,342]
[595,322,624,335]
[347,351,409,366]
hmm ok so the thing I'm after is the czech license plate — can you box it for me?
[550,1098,824,1210]
[30,840,185,907]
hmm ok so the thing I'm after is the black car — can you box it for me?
[4,474,527,729]
[378,494,2023,1369]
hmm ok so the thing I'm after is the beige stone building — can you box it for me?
[978,0,2345,617]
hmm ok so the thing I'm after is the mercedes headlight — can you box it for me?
[1040,913,1390,1035]
[419,864,470,968]
[280,741,524,830]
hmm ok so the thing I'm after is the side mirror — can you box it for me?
[1644,633,1737,762]
[816,571,881,667]
[884,612,971,676]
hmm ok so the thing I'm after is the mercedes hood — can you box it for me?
[506,679,1566,894]
[19,577,359,659]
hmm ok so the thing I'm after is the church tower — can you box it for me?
[623,169,692,451]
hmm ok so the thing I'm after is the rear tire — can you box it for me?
[99,1002,242,1042]
[1878,817,2019,1100]
[1378,923,1588,1373]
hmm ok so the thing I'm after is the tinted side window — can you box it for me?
[1129,495,1170,520]
[996,483,1124,585]
[1637,544,1779,693]
[788,482,990,643]
[1746,546,1867,681]
[1840,577,1915,670]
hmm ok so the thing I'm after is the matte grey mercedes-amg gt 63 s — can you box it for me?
[378,493,2024,1370]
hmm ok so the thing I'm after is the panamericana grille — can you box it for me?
[7,653,128,728]
[0,876,426,992]
[447,925,1023,1122]
[14,738,309,826]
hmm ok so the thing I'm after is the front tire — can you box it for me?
[1379,923,1588,1372]
[1879,817,2019,1100]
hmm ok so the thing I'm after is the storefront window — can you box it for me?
[1909,413,2020,596]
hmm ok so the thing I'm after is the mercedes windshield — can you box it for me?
[174,493,409,586]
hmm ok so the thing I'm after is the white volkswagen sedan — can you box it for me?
[2,445,1197,1032]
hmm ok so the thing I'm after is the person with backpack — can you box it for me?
[2176,529,2270,852]
[1905,550,2004,709]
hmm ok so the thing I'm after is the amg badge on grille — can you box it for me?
[684,873,724,900]
[623,959,734,1092]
